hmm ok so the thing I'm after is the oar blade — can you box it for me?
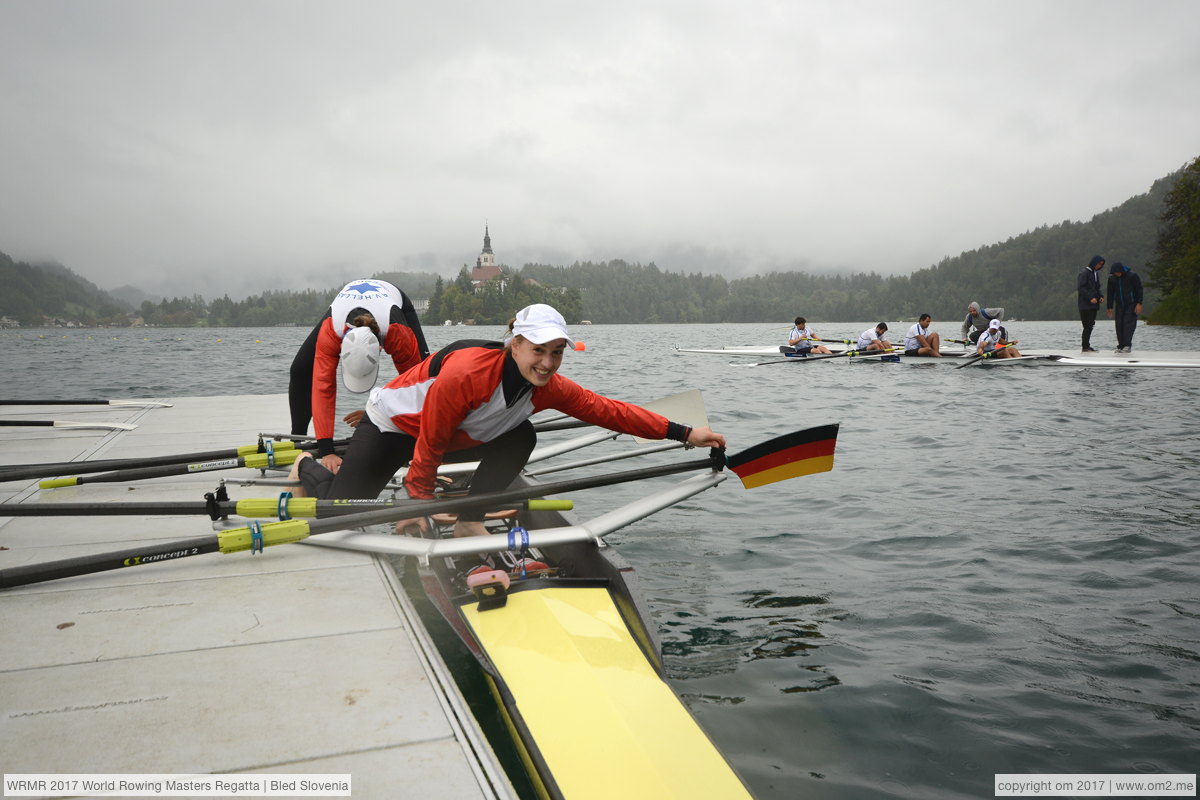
[725,423,839,489]
[634,389,708,443]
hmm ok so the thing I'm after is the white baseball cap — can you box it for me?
[988,319,1001,330]
[340,326,381,393]
[512,304,576,347]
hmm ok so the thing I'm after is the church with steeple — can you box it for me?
[469,223,504,288]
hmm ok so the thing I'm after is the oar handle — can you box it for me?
[0,439,347,484]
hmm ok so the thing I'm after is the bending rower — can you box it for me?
[288,279,429,473]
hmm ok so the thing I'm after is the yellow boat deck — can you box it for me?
[464,585,752,799]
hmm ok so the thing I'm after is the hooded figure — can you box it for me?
[1076,255,1106,351]
[1106,262,1144,353]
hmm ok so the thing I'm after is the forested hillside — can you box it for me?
[0,254,131,326]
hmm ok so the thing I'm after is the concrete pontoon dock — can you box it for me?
[0,395,516,799]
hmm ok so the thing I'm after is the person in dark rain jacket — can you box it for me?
[1106,262,1143,354]
[1076,255,1105,352]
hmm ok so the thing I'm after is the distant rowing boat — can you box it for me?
[672,344,1200,369]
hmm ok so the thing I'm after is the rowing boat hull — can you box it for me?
[976,350,1200,368]
[674,344,787,356]
[417,477,753,800]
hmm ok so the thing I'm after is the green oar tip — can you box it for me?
[39,477,81,489]
[525,499,573,511]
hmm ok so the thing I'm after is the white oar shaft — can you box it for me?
[107,400,173,408]
[0,420,138,431]
[429,429,620,477]
[526,441,685,477]
[0,399,170,407]
[51,420,139,430]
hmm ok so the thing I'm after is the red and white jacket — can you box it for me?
[365,343,674,499]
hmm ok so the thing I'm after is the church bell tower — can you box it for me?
[476,224,495,269]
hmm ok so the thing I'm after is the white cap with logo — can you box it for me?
[340,326,381,393]
[512,304,576,347]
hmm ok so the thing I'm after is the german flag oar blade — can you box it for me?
[725,423,839,489]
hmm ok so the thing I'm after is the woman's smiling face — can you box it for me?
[511,336,566,386]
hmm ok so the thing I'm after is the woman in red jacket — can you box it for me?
[288,279,428,472]
[294,303,724,537]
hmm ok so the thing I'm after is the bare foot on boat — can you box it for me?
[394,516,430,536]
[287,451,312,497]
[453,520,489,538]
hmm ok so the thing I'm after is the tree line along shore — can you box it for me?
[4,156,1198,329]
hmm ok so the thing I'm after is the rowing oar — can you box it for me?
[954,342,1019,369]
[750,348,897,366]
[36,446,325,489]
[0,438,347,484]
[0,419,139,431]
[0,496,574,519]
[0,399,172,408]
[0,424,838,588]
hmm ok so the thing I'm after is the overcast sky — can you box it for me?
[2,0,1198,298]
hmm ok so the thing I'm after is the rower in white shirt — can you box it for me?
[856,323,892,352]
[787,317,833,355]
[975,318,1021,359]
[904,314,942,357]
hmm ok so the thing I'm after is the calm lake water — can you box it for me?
[2,319,1198,799]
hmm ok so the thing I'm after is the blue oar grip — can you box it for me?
[507,527,530,552]
[249,520,264,554]
[277,491,293,520]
